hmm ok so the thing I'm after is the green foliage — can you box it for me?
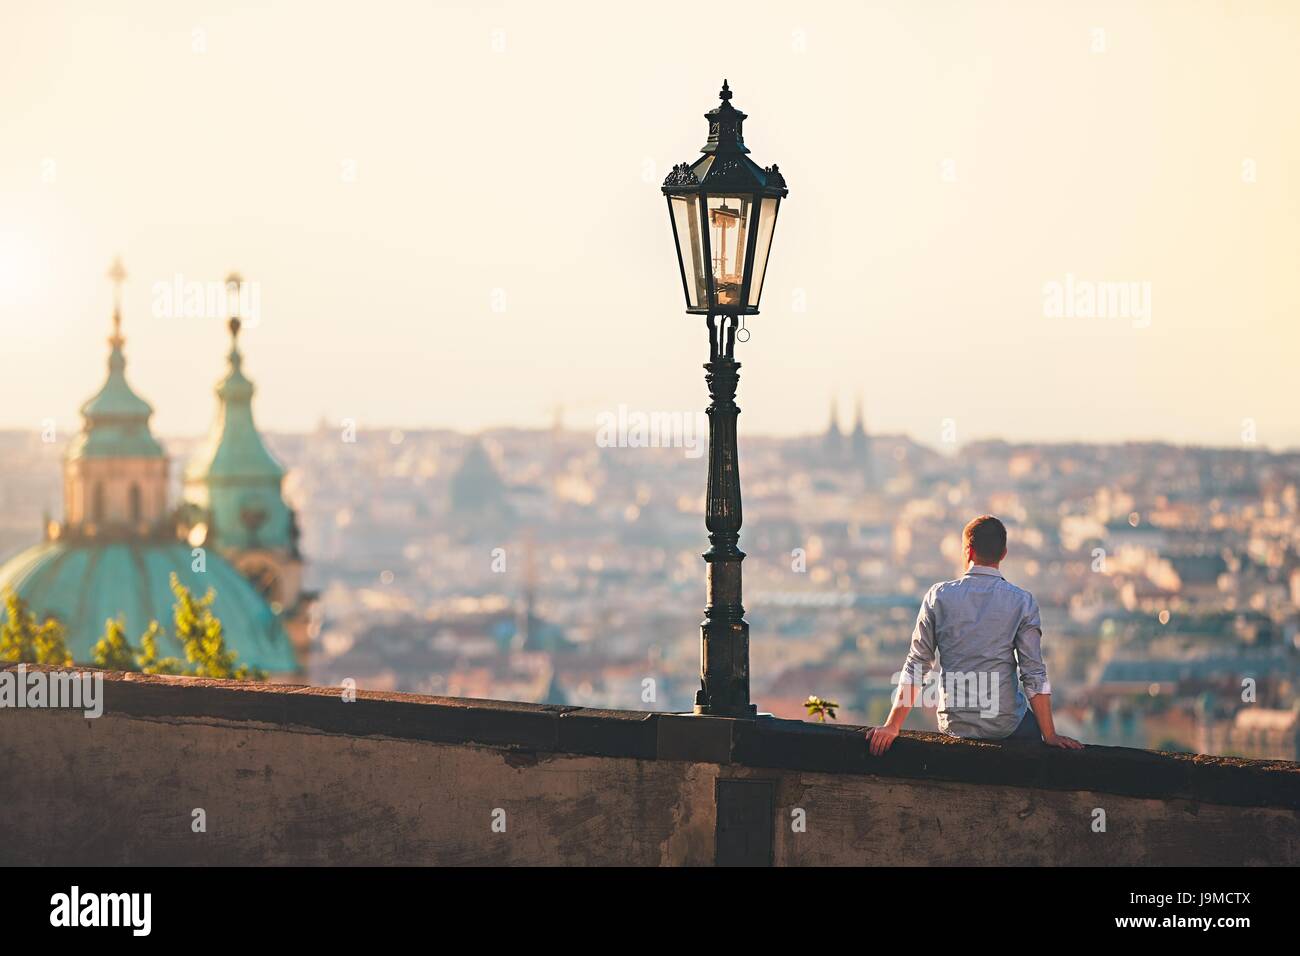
[92,617,136,670]
[167,574,265,681]
[804,694,840,723]
[135,620,185,675]
[0,590,72,666]
[66,579,265,681]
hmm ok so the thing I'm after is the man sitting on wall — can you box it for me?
[866,515,1083,756]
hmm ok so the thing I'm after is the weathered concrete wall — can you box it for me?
[1,667,1296,865]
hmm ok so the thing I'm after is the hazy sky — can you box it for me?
[2,1,1298,448]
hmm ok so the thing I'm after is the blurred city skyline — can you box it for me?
[3,1,1299,447]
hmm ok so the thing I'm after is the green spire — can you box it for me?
[67,257,165,461]
[195,311,284,482]
[189,273,292,552]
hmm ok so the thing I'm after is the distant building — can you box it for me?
[449,438,512,522]
[849,396,874,484]
[822,396,842,460]
[1199,707,1299,761]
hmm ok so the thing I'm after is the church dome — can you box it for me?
[450,439,510,515]
[65,343,166,461]
[4,260,308,675]
[0,539,299,673]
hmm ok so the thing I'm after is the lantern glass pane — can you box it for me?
[706,196,751,309]
[747,197,779,308]
[670,195,707,308]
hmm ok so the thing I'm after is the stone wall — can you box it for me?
[1,666,1295,865]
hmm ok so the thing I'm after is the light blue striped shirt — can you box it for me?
[898,565,1052,739]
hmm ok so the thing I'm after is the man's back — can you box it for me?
[867,515,1080,756]
[901,565,1050,739]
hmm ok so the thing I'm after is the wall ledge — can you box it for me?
[6,664,1297,811]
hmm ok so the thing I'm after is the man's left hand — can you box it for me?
[865,725,899,756]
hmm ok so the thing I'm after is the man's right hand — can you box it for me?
[866,725,899,756]
[1043,733,1084,750]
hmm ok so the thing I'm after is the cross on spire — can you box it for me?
[225,271,244,341]
[106,256,126,347]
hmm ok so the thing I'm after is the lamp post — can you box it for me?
[662,80,787,718]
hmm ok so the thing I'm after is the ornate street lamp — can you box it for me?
[662,80,787,718]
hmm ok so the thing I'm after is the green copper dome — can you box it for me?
[0,540,298,673]
[1,261,303,676]
[66,340,164,460]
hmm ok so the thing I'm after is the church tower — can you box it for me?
[62,258,169,536]
[850,394,877,488]
[822,395,843,460]
[185,273,312,665]
[0,260,300,674]
[850,395,870,465]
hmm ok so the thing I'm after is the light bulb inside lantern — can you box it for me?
[708,197,749,306]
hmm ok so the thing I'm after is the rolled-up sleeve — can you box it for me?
[1013,596,1052,697]
[899,588,938,688]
